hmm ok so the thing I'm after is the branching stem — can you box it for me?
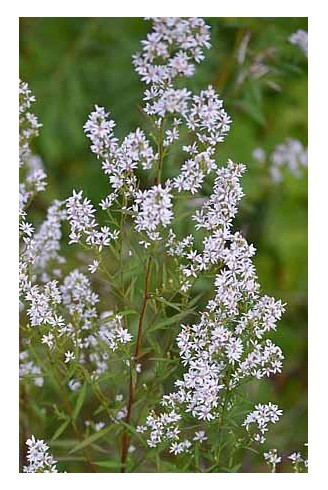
[120,255,153,472]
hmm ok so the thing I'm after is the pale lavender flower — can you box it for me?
[289,29,308,57]
[23,435,59,473]
[193,430,207,443]
[88,259,100,274]
[242,403,283,444]
[264,449,281,472]
[64,351,75,363]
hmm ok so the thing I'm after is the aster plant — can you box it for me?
[19,17,306,473]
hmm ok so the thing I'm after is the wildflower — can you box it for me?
[133,183,173,237]
[68,379,82,391]
[41,332,55,350]
[270,138,307,182]
[169,439,192,455]
[133,17,211,87]
[253,138,308,183]
[19,80,42,168]
[242,403,283,444]
[64,351,75,363]
[95,422,105,432]
[288,452,303,463]
[289,29,308,57]
[23,435,59,473]
[264,449,281,472]
[193,430,207,443]
[19,351,44,387]
[88,259,100,274]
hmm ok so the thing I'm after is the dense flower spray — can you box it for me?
[19,17,307,473]
[80,17,285,460]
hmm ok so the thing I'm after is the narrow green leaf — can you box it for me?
[69,424,115,454]
[51,418,71,442]
[94,460,124,469]
[221,463,242,473]
[149,308,198,331]
[194,444,200,469]
[188,292,204,308]
[151,295,183,312]
[72,382,87,421]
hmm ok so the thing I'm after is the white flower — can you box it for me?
[133,183,173,237]
[23,435,59,473]
[258,138,308,184]
[68,379,82,391]
[288,452,303,463]
[19,351,44,387]
[242,403,283,443]
[133,18,211,86]
[116,327,133,344]
[289,29,308,57]
[264,449,281,472]
[88,259,100,274]
[252,147,266,164]
[193,430,207,443]
[41,332,55,349]
[95,421,105,432]
[64,351,75,363]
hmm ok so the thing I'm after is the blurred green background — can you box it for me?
[19,17,307,471]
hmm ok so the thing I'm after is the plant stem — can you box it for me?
[120,255,153,472]
[155,120,165,185]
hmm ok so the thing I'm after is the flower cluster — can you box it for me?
[139,176,284,450]
[133,17,211,86]
[97,312,133,352]
[21,200,66,282]
[19,80,42,168]
[66,189,119,249]
[84,106,157,189]
[263,448,281,472]
[18,80,132,381]
[128,20,286,454]
[242,403,283,444]
[133,183,173,238]
[173,149,216,194]
[19,351,44,387]
[288,448,308,472]
[253,138,308,183]
[263,445,308,473]
[289,29,308,57]
[23,435,59,473]
[82,18,232,249]
[185,86,231,148]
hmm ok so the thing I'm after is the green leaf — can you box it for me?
[51,418,71,442]
[72,381,87,420]
[188,293,204,308]
[69,424,115,454]
[149,308,198,331]
[94,460,124,469]
[194,444,200,469]
[151,295,182,312]
[221,463,242,473]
